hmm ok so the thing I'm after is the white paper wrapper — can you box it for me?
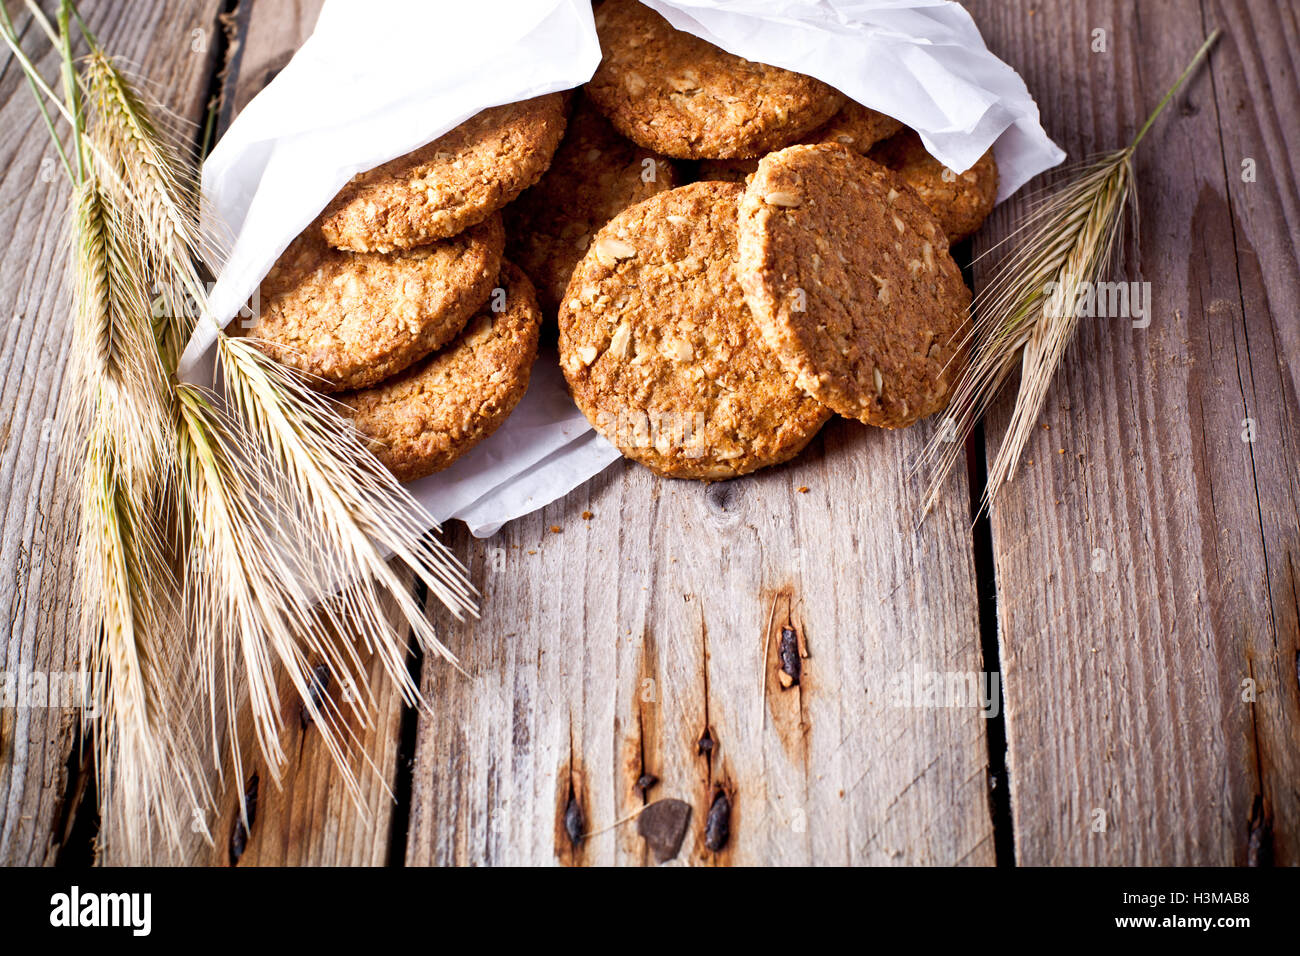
[182,0,1063,538]
[641,0,1065,200]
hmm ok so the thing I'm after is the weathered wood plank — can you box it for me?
[967,0,1300,864]
[409,421,993,865]
[223,0,321,121]
[1201,0,1300,867]
[154,0,417,868]
[178,610,410,868]
[0,0,224,867]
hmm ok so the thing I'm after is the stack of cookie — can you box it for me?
[559,0,986,480]
[246,86,679,481]
[248,0,998,485]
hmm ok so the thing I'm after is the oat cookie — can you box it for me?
[505,97,678,316]
[559,181,830,479]
[249,214,504,392]
[586,0,843,160]
[697,102,902,183]
[812,101,904,152]
[871,130,998,242]
[342,263,542,481]
[320,94,567,252]
[736,143,971,429]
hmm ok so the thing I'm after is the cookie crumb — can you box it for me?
[797,485,809,494]
[549,525,562,534]
[581,510,594,520]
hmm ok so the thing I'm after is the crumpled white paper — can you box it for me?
[183,0,1063,538]
[641,0,1065,200]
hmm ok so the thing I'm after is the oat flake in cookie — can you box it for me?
[585,0,844,160]
[249,214,504,393]
[342,263,542,482]
[506,96,678,316]
[736,144,971,429]
[321,94,567,253]
[559,181,830,480]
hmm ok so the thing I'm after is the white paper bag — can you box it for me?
[183,0,1063,537]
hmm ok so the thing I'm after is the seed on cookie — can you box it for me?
[506,97,679,316]
[559,181,830,480]
[247,213,504,392]
[585,0,844,160]
[735,143,971,429]
[870,129,999,242]
[320,94,567,253]
[341,262,543,482]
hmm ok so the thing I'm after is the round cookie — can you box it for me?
[559,181,830,480]
[505,97,678,316]
[320,94,567,252]
[812,102,904,152]
[586,0,844,160]
[736,144,971,429]
[697,103,902,183]
[342,263,543,481]
[870,130,998,242]
[250,214,504,392]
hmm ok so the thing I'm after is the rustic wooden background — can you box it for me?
[1,0,1296,866]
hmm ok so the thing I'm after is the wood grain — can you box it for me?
[4,0,1296,868]
[408,420,994,865]
[179,607,410,868]
[966,0,1300,864]
[154,0,418,868]
[221,0,321,121]
[0,0,224,867]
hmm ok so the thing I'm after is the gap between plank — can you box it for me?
[385,574,428,867]
[966,420,1017,866]
[954,241,1016,867]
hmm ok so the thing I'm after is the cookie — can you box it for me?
[560,181,830,479]
[870,130,998,242]
[320,94,567,252]
[812,102,904,153]
[250,214,504,392]
[342,263,543,481]
[736,144,971,429]
[585,0,844,160]
[505,97,678,316]
[697,102,902,183]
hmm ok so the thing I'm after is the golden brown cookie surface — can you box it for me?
[871,130,998,242]
[585,0,843,160]
[560,181,830,479]
[696,102,903,183]
[505,97,678,316]
[321,94,567,252]
[812,102,904,153]
[342,263,542,482]
[736,144,971,429]
[250,214,503,392]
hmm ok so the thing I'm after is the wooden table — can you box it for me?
[1,0,1297,867]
